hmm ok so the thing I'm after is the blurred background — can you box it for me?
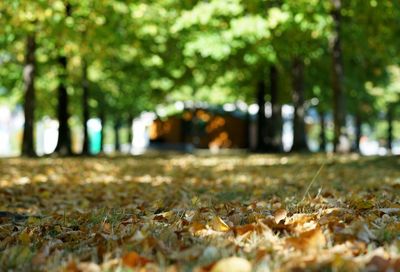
[0,0,399,157]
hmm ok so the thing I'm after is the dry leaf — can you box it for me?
[189,221,207,234]
[18,230,31,245]
[210,216,230,232]
[1,154,400,271]
[366,256,391,272]
[234,224,256,236]
[122,252,152,268]
[211,257,252,272]
[286,226,326,251]
[274,208,287,224]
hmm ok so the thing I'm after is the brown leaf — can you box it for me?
[64,261,79,272]
[102,223,111,234]
[234,224,256,236]
[122,252,152,268]
[273,208,287,224]
[350,197,374,210]
[286,226,326,251]
[366,256,391,272]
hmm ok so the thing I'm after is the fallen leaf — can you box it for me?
[18,230,31,245]
[366,256,391,272]
[286,226,326,251]
[234,224,256,236]
[210,216,230,232]
[189,221,207,234]
[274,208,287,224]
[211,257,252,272]
[350,197,374,210]
[122,252,152,268]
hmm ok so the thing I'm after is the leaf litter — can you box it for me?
[0,154,399,271]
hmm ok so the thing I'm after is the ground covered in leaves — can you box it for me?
[1,153,400,271]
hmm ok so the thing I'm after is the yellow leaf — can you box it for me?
[19,231,31,245]
[189,221,206,234]
[40,191,51,199]
[27,216,40,225]
[191,196,200,205]
[211,216,230,232]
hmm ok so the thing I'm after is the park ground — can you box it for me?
[0,153,400,271]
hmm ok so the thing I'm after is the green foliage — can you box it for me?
[0,0,399,131]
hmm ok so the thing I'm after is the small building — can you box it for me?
[150,107,250,150]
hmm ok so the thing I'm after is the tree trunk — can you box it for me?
[81,60,90,155]
[127,115,133,151]
[319,111,326,152]
[245,111,251,149]
[354,113,362,152]
[54,56,72,156]
[21,34,36,157]
[99,109,106,153]
[331,0,346,152]
[256,80,266,151]
[54,1,72,156]
[387,106,393,152]
[265,65,281,152]
[114,119,121,153]
[291,58,308,152]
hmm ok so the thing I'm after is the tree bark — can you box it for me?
[256,80,266,151]
[245,111,251,149]
[331,0,346,152]
[291,58,308,152]
[354,113,362,152]
[54,1,72,156]
[265,65,281,152]
[319,111,327,152]
[81,60,90,155]
[21,34,36,157]
[114,119,121,153]
[387,105,393,152]
[127,115,133,151]
[54,56,72,156]
[99,109,106,153]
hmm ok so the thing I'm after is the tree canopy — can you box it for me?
[0,0,399,155]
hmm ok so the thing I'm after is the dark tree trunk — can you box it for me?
[245,111,251,149]
[291,58,308,152]
[54,1,72,156]
[21,34,36,157]
[265,65,281,152]
[387,106,393,152]
[319,111,327,152]
[354,113,362,152]
[127,115,133,151]
[256,80,266,151]
[81,60,90,155]
[181,109,193,144]
[99,109,106,153]
[54,56,72,156]
[331,0,346,152]
[114,119,121,153]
